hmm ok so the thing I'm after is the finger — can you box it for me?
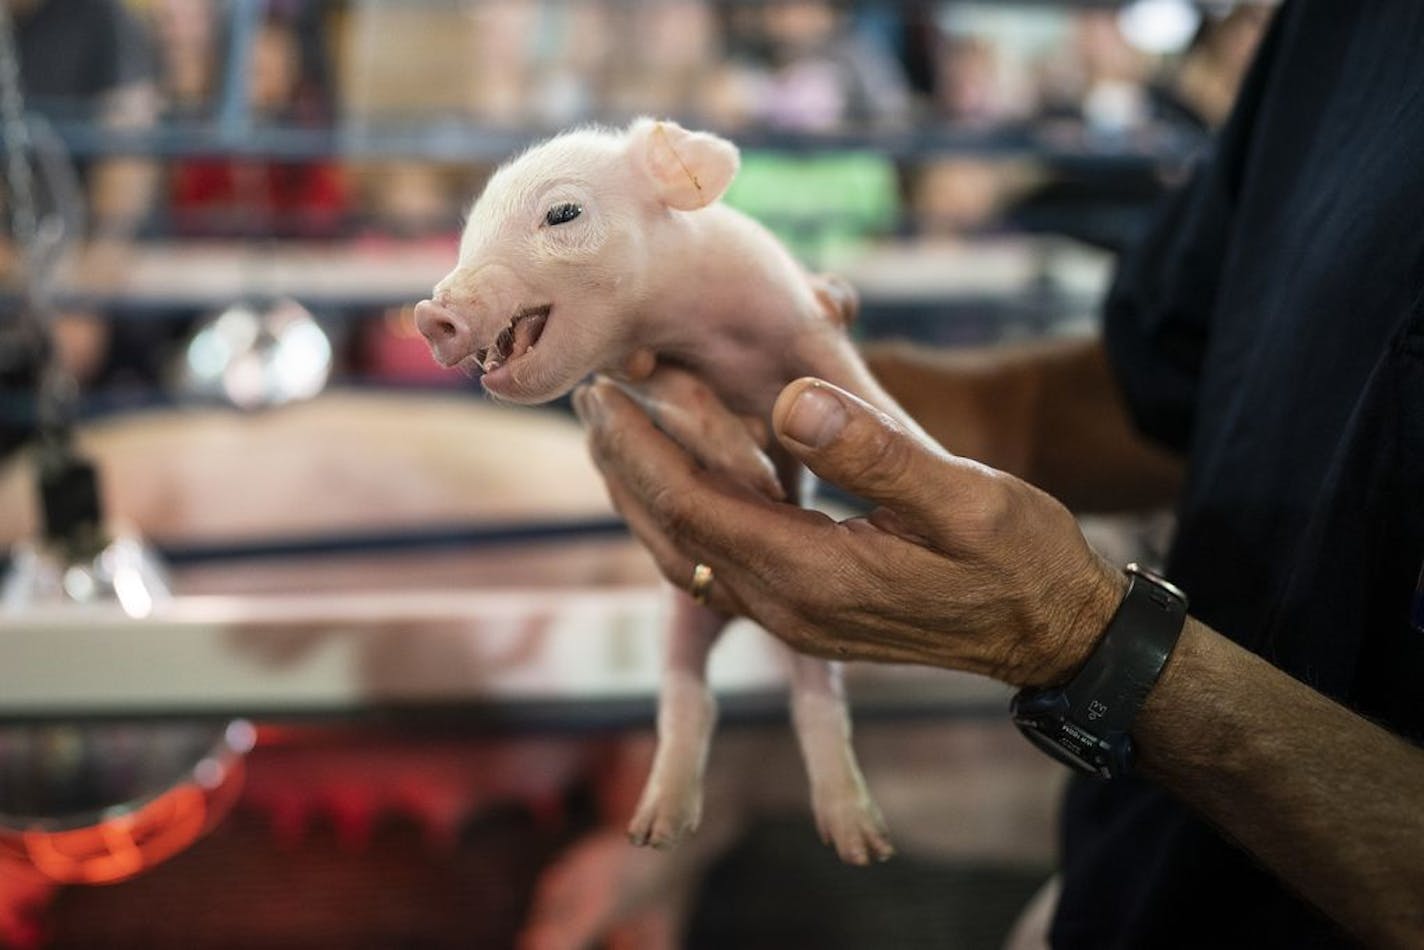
[599,449,820,626]
[865,506,935,546]
[575,380,773,610]
[605,370,784,501]
[577,379,839,604]
[584,384,943,664]
[771,378,1007,545]
[600,474,745,616]
[738,413,770,449]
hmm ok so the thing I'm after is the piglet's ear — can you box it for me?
[629,118,739,211]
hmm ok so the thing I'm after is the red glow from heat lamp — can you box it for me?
[0,758,246,886]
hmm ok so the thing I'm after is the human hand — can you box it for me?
[573,375,1127,688]
[606,357,784,503]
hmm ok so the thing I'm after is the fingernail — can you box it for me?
[783,385,847,449]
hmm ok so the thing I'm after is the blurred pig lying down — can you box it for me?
[0,391,650,594]
[0,391,1065,947]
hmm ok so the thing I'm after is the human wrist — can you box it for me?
[1012,563,1189,778]
[1029,558,1130,689]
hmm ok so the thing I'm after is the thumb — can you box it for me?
[771,378,979,533]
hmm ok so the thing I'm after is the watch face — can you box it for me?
[1013,718,1112,779]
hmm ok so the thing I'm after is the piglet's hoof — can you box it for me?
[627,780,703,850]
[813,787,894,866]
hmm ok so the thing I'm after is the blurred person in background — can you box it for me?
[1049,10,1152,133]
[349,158,481,387]
[150,0,213,115]
[469,0,540,124]
[166,5,347,238]
[717,0,911,132]
[1160,3,1275,129]
[3,0,159,385]
[604,0,723,123]
[921,6,1274,250]
[104,2,349,395]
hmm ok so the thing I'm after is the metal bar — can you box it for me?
[215,0,263,141]
[33,118,1203,168]
[0,515,628,574]
[156,516,630,564]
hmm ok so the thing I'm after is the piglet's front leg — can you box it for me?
[608,363,766,850]
[785,647,893,864]
[772,448,893,864]
[628,592,725,850]
[612,362,892,864]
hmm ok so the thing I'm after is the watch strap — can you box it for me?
[1011,564,1189,779]
[1061,564,1189,736]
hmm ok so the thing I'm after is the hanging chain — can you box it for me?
[0,4,80,448]
[0,1,38,288]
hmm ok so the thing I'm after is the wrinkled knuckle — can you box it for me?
[647,483,693,536]
[843,420,914,487]
[962,473,1024,537]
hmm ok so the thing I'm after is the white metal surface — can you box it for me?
[0,587,1007,720]
[51,239,1111,310]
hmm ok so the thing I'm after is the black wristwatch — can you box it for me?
[1011,564,1188,779]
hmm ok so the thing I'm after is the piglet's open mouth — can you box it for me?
[478,305,551,375]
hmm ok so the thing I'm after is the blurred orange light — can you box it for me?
[0,758,245,886]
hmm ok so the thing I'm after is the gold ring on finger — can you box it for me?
[689,562,715,606]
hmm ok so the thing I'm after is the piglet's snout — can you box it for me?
[414,299,476,366]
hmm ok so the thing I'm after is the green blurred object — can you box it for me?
[723,152,900,270]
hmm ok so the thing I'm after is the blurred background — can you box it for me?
[0,0,1272,947]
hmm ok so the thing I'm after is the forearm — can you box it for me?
[1137,619,1424,948]
[861,336,1183,512]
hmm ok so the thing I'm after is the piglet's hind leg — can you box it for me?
[628,590,725,850]
[788,650,893,865]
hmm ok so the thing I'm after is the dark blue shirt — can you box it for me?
[1061,1,1424,946]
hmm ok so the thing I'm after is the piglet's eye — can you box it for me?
[545,202,582,226]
